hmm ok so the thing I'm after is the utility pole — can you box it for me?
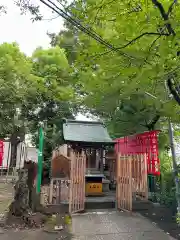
[36,125,44,193]
[164,80,180,218]
[168,119,180,216]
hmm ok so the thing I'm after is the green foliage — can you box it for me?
[156,152,176,207]
[3,1,180,162]
[0,42,74,164]
[48,22,78,65]
[176,212,180,224]
[75,0,179,120]
[7,0,180,142]
[47,0,180,139]
[0,42,39,138]
[23,47,74,161]
[31,46,73,101]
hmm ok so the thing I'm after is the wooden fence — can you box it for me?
[69,151,86,213]
[116,154,148,212]
[41,150,86,214]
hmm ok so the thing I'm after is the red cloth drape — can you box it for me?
[0,141,4,167]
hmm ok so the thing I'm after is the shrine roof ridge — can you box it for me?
[63,119,114,144]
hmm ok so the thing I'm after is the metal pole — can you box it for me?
[168,119,180,216]
[164,81,180,218]
[36,125,44,193]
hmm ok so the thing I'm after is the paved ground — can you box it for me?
[71,211,177,240]
[0,210,178,240]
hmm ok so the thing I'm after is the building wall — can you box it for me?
[0,141,38,169]
[0,141,11,169]
[26,147,38,163]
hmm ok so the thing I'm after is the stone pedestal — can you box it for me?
[102,179,110,192]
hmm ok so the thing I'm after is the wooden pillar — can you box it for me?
[92,149,96,168]
[100,148,104,173]
[96,149,100,169]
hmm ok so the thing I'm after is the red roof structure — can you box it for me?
[115,130,160,175]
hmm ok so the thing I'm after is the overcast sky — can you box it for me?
[0,0,89,121]
[0,0,65,55]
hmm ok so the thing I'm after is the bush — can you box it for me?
[154,152,177,214]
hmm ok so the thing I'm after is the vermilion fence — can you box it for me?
[115,130,160,176]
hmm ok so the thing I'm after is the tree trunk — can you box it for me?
[9,130,25,168]
[8,162,41,217]
[8,169,30,216]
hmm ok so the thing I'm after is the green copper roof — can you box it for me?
[63,120,113,144]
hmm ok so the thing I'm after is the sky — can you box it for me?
[0,0,89,121]
[0,0,64,55]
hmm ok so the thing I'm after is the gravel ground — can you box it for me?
[0,182,14,215]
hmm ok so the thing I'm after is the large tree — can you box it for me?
[0,42,74,166]
[0,42,36,138]
[3,0,180,138]
[22,46,75,162]
[53,0,180,137]
[0,42,43,166]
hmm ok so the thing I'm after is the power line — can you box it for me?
[40,0,118,52]
[39,0,134,59]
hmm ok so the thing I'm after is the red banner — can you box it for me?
[115,130,160,175]
[0,141,4,167]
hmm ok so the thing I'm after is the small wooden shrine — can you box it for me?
[51,119,115,196]
[49,120,151,214]
[62,119,114,196]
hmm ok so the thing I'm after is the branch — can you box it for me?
[167,0,177,16]
[152,0,176,35]
[92,0,116,24]
[144,118,149,127]
[41,14,60,21]
[96,6,142,22]
[146,114,161,130]
[0,5,6,15]
[152,0,167,19]
[141,35,161,67]
[91,0,104,24]
[117,32,168,50]
[91,49,113,59]
[167,78,180,105]
[91,47,141,61]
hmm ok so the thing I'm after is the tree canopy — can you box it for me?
[43,1,179,140]
[2,0,180,145]
[0,42,39,138]
[23,46,74,161]
[0,42,74,164]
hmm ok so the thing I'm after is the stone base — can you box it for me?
[102,179,110,192]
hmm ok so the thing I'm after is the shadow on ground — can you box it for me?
[137,203,180,240]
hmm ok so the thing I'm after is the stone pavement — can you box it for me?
[0,210,177,240]
[71,210,177,240]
